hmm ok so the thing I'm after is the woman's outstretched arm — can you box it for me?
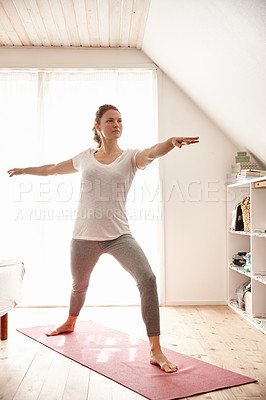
[136,136,199,169]
[7,159,77,177]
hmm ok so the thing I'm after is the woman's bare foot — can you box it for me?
[150,349,177,373]
[149,335,178,373]
[46,315,77,336]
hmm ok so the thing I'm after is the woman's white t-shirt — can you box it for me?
[72,148,141,241]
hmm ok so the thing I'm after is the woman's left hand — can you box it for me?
[171,137,199,148]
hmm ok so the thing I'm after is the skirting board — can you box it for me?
[15,302,228,308]
[164,301,228,306]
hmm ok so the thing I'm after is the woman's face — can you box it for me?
[96,109,123,141]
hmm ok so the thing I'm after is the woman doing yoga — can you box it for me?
[8,104,199,373]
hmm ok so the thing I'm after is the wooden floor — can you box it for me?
[0,305,266,400]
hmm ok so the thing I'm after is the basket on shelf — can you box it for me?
[241,196,250,232]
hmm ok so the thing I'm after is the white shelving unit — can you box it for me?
[227,176,266,335]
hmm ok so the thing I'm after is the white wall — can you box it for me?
[1,47,239,305]
[158,71,238,305]
[143,0,266,167]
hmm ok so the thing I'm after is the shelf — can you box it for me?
[229,299,266,334]
[229,230,266,238]
[227,177,266,336]
[229,265,266,285]
[229,229,251,236]
[252,232,266,238]
[229,264,251,278]
[227,176,266,188]
[253,274,266,285]
[253,317,266,333]
[229,299,251,318]
[227,181,251,188]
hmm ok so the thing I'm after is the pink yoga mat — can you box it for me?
[17,321,257,400]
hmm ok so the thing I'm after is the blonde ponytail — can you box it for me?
[92,126,102,148]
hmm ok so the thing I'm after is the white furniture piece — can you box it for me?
[0,260,25,340]
[227,177,266,334]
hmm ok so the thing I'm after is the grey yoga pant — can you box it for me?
[69,234,160,337]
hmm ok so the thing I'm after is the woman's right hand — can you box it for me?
[7,168,24,177]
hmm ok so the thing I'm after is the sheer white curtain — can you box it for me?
[1,69,159,306]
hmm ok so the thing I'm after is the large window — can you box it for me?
[1,70,159,306]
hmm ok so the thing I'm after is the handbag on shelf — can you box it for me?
[241,196,250,232]
[232,202,244,231]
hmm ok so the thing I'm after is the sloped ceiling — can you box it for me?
[142,0,266,167]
